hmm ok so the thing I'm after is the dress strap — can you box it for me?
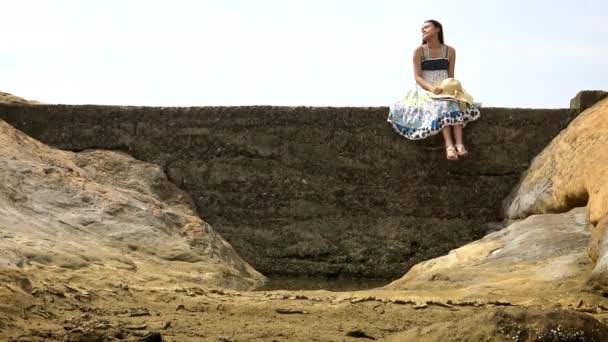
[443,45,448,59]
[425,46,430,60]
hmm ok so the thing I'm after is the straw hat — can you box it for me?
[429,78,474,109]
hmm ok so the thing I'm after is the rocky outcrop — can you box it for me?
[0,119,265,291]
[504,96,608,224]
[0,103,574,278]
[0,91,41,105]
[503,95,608,291]
[378,205,608,340]
[569,90,608,116]
[384,208,593,304]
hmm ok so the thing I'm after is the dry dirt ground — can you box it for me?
[2,280,608,342]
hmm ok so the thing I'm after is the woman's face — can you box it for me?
[421,22,438,41]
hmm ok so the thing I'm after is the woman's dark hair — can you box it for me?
[422,19,444,44]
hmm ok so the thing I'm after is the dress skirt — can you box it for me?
[387,84,481,140]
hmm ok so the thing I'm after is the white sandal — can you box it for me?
[454,144,468,157]
[446,145,459,160]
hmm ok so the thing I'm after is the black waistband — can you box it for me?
[422,58,449,71]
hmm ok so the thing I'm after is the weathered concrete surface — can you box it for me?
[0,103,573,278]
[0,119,265,291]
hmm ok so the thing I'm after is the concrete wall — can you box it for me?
[0,104,574,278]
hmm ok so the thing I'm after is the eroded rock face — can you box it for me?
[504,97,608,225]
[384,208,592,304]
[503,96,608,291]
[0,119,265,291]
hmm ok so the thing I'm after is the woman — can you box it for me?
[387,19,481,160]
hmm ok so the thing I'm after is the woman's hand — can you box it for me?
[432,86,443,95]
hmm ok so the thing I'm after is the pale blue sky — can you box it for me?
[1,0,606,108]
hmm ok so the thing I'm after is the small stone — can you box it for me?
[276,308,307,314]
[125,324,148,330]
[129,309,151,317]
[345,329,376,340]
[95,322,110,330]
[138,332,164,342]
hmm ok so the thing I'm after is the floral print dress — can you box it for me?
[387,44,481,140]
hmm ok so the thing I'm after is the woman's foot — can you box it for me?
[446,145,459,160]
[455,144,468,157]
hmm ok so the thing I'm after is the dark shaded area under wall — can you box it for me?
[0,101,581,278]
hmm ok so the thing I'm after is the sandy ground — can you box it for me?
[2,278,608,342]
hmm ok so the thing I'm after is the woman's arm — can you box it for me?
[413,47,437,92]
[448,46,456,78]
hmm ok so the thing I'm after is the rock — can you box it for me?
[0,101,575,278]
[569,90,608,116]
[345,329,376,340]
[0,91,42,105]
[384,307,608,342]
[589,215,608,292]
[0,119,265,291]
[125,324,148,330]
[504,97,608,225]
[138,332,163,342]
[503,97,608,291]
[64,330,105,342]
[275,308,307,314]
[128,309,151,317]
[385,208,592,304]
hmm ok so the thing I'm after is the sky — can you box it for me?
[1,0,607,108]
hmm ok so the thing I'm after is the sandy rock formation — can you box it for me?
[504,95,608,224]
[503,94,608,290]
[0,91,42,105]
[379,206,608,341]
[0,119,265,292]
[384,208,594,304]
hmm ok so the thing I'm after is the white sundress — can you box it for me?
[387,44,481,140]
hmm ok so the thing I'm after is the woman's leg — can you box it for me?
[441,126,458,160]
[453,124,463,145]
[453,124,468,156]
